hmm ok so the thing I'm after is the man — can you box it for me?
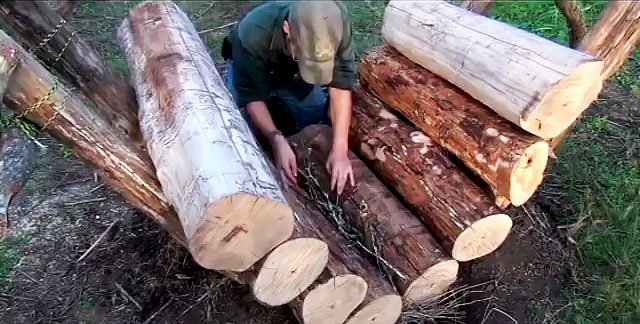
[222,0,356,194]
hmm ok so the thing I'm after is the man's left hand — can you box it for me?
[326,148,354,195]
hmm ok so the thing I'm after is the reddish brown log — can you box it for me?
[0,1,139,138]
[55,0,79,19]
[460,0,495,15]
[555,0,588,48]
[359,45,550,207]
[348,85,513,262]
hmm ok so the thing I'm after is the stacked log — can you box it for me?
[289,124,459,302]
[380,0,604,141]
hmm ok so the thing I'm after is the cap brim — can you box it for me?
[298,59,334,85]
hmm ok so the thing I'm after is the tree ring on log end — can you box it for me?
[344,295,403,324]
[509,141,549,206]
[190,193,294,272]
[253,238,329,306]
[302,274,368,324]
[522,60,604,139]
[403,259,459,303]
[452,214,513,262]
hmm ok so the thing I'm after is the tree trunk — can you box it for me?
[288,124,459,303]
[55,0,79,19]
[283,187,402,324]
[360,45,550,207]
[0,1,139,138]
[460,0,495,15]
[550,0,640,149]
[0,30,334,324]
[116,1,294,273]
[381,0,604,140]
[349,85,513,262]
[554,0,587,48]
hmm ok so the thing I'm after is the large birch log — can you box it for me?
[283,187,402,324]
[0,31,332,323]
[381,0,604,140]
[116,1,294,272]
[0,1,139,138]
[288,124,459,302]
[349,85,512,262]
[360,45,549,207]
[550,1,640,149]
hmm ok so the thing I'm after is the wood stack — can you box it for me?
[2,0,634,323]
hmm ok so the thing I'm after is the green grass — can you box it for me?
[0,239,21,292]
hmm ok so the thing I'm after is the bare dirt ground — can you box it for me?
[0,1,638,324]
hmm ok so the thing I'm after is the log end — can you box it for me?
[302,274,368,324]
[344,295,403,324]
[403,259,459,303]
[254,238,329,306]
[452,213,513,262]
[190,192,295,272]
[524,60,604,139]
[509,141,550,206]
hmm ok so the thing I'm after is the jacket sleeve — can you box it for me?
[230,37,270,107]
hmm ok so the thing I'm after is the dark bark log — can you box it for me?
[359,45,550,207]
[0,1,139,138]
[555,0,588,48]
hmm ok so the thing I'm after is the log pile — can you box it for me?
[1,0,637,323]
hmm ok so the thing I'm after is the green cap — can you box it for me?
[289,1,343,85]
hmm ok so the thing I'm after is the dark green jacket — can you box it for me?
[224,1,357,107]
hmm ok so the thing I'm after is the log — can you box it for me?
[460,0,495,15]
[283,186,402,324]
[360,45,549,207]
[381,0,604,140]
[116,1,295,272]
[288,124,459,302]
[550,0,640,149]
[55,0,79,19]
[0,30,330,323]
[554,0,587,48]
[0,1,139,138]
[349,85,513,262]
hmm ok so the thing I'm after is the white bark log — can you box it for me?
[381,0,605,139]
[117,1,294,272]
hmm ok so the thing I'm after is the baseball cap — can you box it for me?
[288,1,343,85]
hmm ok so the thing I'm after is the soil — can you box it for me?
[0,2,638,324]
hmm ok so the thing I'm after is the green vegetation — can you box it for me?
[0,238,20,292]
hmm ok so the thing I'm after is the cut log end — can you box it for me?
[524,60,604,138]
[253,238,329,306]
[190,192,294,272]
[302,274,368,324]
[345,295,403,324]
[509,141,550,206]
[452,214,513,262]
[403,259,459,303]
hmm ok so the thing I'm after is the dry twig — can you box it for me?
[76,220,118,262]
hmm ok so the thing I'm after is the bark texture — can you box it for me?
[381,0,604,139]
[349,85,513,262]
[0,1,139,138]
[360,45,550,207]
[289,124,458,302]
[554,0,588,48]
[460,0,495,15]
[117,0,294,272]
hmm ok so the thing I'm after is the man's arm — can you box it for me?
[328,87,351,156]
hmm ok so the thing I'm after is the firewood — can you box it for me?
[116,1,296,272]
[348,85,513,262]
[288,124,459,302]
[381,0,604,140]
[0,1,139,138]
[360,45,549,207]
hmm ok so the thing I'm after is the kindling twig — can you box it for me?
[114,282,142,310]
[76,220,118,262]
[198,21,237,35]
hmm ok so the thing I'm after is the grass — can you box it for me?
[0,238,21,292]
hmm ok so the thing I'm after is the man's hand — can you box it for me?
[326,148,354,195]
[272,134,298,189]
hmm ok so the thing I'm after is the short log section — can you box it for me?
[117,1,294,272]
[381,0,604,139]
[360,45,550,207]
[349,85,513,262]
[289,124,459,303]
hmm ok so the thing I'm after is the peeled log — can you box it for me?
[349,86,513,262]
[0,1,139,138]
[360,45,550,207]
[381,0,604,139]
[283,187,402,324]
[116,1,294,272]
[289,124,458,303]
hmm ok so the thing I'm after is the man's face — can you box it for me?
[283,21,298,61]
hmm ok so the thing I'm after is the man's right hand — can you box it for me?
[271,133,298,189]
